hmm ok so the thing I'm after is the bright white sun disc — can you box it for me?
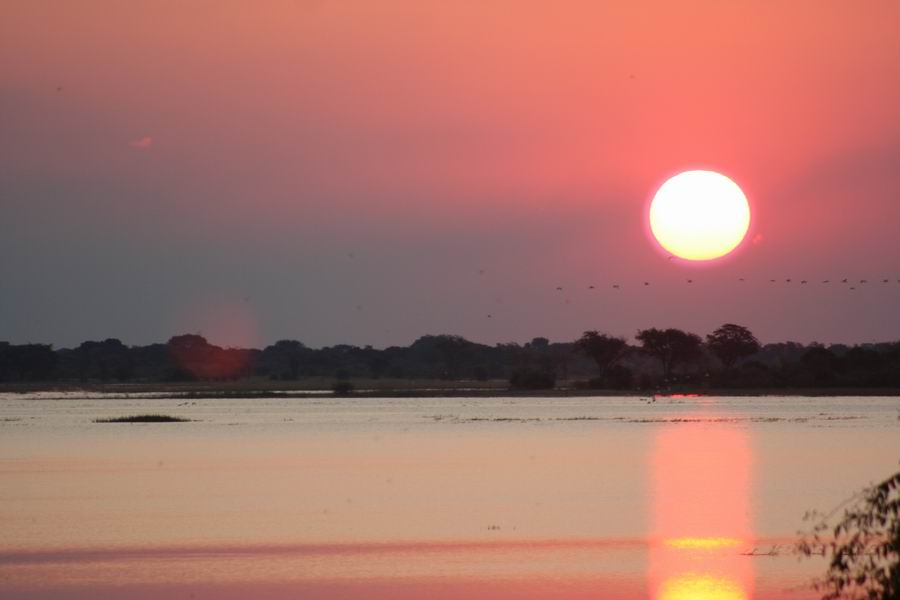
[649,170,750,261]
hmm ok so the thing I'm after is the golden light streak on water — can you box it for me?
[659,573,747,600]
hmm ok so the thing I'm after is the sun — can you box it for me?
[649,171,750,261]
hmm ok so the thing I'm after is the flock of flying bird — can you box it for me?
[553,277,900,292]
[479,276,899,318]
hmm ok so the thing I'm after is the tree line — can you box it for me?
[2,325,900,391]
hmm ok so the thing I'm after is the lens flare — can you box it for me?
[168,299,260,379]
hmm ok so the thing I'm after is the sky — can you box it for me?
[2,1,900,349]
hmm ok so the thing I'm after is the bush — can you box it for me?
[605,365,634,389]
[576,366,635,390]
[509,367,556,390]
[332,381,355,395]
[797,469,900,599]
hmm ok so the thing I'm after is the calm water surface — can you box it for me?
[1,394,898,599]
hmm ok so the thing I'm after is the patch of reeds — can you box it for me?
[93,414,191,423]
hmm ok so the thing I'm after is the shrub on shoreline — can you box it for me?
[332,381,355,395]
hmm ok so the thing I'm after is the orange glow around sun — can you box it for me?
[650,171,751,261]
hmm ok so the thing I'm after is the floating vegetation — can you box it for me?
[425,414,866,425]
[741,545,782,556]
[467,417,542,423]
[93,414,191,423]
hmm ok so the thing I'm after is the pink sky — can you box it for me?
[2,1,900,347]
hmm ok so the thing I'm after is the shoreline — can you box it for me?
[2,380,900,399]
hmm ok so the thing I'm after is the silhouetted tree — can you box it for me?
[411,335,478,379]
[0,342,10,381]
[509,367,556,390]
[706,323,761,369]
[436,335,474,379]
[574,331,628,384]
[844,347,884,383]
[544,343,573,381]
[798,468,900,599]
[118,343,171,380]
[5,344,57,380]
[167,334,252,380]
[636,328,703,380]
[263,340,307,379]
[801,345,841,386]
[4,331,900,388]
[71,339,133,381]
[528,337,550,352]
[605,364,634,389]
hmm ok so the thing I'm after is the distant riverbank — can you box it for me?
[2,378,900,399]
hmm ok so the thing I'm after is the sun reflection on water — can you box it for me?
[659,573,747,600]
[664,537,742,550]
[649,421,754,599]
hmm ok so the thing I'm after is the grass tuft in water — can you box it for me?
[93,414,192,423]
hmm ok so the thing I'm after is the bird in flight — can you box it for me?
[556,287,563,291]
[612,284,620,289]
